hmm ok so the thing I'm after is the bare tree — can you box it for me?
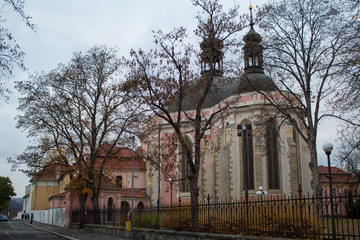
[333,0,360,175]
[335,124,360,182]
[127,0,246,225]
[0,0,35,101]
[14,46,142,227]
[247,0,358,196]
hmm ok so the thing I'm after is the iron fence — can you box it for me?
[72,193,360,239]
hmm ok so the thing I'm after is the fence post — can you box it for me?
[104,205,106,225]
[113,203,115,226]
[156,199,160,229]
[207,194,210,229]
[298,190,304,237]
[178,197,181,229]
[86,207,88,224]
[246,195,249,235]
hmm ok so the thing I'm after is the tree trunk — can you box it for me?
[190,169,199,230]
[91,195,101,224]
[79,194,87,228]
[308,136,322,197]
[190,135,201,230]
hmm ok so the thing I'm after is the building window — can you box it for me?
[137,201,145,210]
[241,120,254,191]
[107,197,114,222]
[116,176,123,188]
[266,118,280,189]
[121,201,129,210]
[180,151,190,192]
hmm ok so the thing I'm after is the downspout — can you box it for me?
[157,124,161,207]
[34,183,37,210]
[52,181,55,225]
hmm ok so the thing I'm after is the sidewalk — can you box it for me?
[21,221,131,240]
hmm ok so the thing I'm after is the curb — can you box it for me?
[20,221,79,240]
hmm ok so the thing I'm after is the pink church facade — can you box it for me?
[141,14,313,207]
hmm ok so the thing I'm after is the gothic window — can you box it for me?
[180,151,190,192]
[116,176,123,189]
[266,119,280,189]
[293,125,298,144]
[241,120,254,191]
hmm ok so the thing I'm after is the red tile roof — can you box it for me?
[31,165,66,181]
[120,188,147,198]
[49,192,68,200]
[319,166,350,175]
[85,143,145,170]
[96,142,141,158]
[319,166,354,183]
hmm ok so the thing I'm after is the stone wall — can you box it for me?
[84,224,294,240]
[32,207,65,227]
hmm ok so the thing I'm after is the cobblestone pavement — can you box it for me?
[20,221,131,240]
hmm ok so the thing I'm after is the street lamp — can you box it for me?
[256,186,267,200]
[130,136,135,240]
[169,178,173,206]
[237,123,252,201]
[322,142,336,239]
[256,186,268,195]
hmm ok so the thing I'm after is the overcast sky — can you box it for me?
[0,0,338,198]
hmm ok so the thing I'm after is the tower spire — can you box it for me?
[242,2,264,75]
[249,1,254,28]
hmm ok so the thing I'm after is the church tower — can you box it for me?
[200,20,224,77]
[243,4,264,75]
[236,4,277,94]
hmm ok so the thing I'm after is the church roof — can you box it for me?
[237,73,277,94]
[169,73,277,112]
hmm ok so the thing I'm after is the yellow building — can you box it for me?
[30,165,62,210]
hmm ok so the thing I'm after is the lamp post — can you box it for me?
[169,178,173,207]
[323,142,336,239]
[237,123,252,201]
[130,136,135,240]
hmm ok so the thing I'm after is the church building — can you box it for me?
[142,7,313,206]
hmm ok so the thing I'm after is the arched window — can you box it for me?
[137,201,144,210]
[179,136,192,193]
[241,120,254,191]
[121,201,130,210]
[116,176,123,189]
[120,201,130,222]
[107,197,114,221]
[266,119,280,189]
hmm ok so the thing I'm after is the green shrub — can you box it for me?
[133,211,158,229]
[157,202,324,239]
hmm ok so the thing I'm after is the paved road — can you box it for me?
[0,221,64,240]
